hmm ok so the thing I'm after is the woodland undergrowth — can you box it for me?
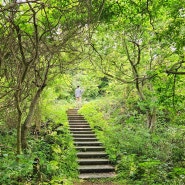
[79,97,185,185]
[0,102,78,185]
[1,96,185,184]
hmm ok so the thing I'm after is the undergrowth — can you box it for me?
[1,95,185,184]
[79,98,185,185]
[0,102,78,185]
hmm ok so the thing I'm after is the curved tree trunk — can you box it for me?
[146,107,156,132]
[21,86,45,149]
[122,33,158,132]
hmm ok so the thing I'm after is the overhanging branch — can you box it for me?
[166,70,185,75]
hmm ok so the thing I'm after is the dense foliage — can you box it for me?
[79,97,185,184]
[0,0,185,184]
[0,102,78,184]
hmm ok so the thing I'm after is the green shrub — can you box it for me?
[80,99,185,184]
[0,102,78,185]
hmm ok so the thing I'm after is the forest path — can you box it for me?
[67,109,115,180]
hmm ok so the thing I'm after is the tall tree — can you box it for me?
[0,0,105,153]
[86,0,185,130]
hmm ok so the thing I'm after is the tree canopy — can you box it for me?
[0,0,185,184]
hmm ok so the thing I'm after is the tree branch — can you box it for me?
[166,70,185,75]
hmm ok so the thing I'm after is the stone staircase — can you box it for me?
[67,109,115,179]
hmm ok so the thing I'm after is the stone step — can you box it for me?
[67,108,115,179]
[68,116,85,118]
[77,151,107,158]
[69,120,87,123]
[69,122,89,125]
[66,109,78,114]
[74,141,102,146]
[69,124,89,127]
[67,110,78,112]
[79,172,116,179]
[69,125,90,128]
[74,138,97,142]
[78,165,114,173]
[77,158,110,165]
[76,146,105,152]
[68,117,86,119]
[69,120,86,122]
[67,113,80,115]
[69,121,89,125]
[70,128,92,132]
[67,112,79,115]
[68,118,85,120]
[72,134,96,138]
[70,131,94,134]
[69,119,85,122]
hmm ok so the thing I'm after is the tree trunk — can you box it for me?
[146,107,156,132]
[16,106,22,155]
[15,90,22,155]
[17,113,22,155]
[21,86,45,149]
